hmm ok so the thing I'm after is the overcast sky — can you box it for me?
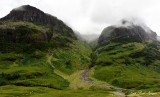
[1,0,160,35]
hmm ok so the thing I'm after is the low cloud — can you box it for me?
[0,0,160,35]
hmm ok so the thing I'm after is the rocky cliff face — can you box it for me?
[0,5,76,44]
[0,23,48,43]
[1,5,59,26]
[98,19,157,46]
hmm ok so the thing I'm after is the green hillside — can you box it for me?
[0,20,92,90]
[91,41,160,93]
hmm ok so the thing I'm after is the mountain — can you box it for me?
[0,5,79,53]
[1,5,73,33]
[0,5,91,91]
[1,5,55,25]
[98,19,157,46]
[91,18,160,92]
[0,5,76,45]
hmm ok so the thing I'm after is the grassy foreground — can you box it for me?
[0,85,116,97]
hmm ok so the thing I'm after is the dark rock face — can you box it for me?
[0,5,76,44]
[0,26,47,43]
[98,24,157,46]
[1,5,57,26]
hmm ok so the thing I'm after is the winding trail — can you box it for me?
[81,69,126,97]
[47,54,126,97]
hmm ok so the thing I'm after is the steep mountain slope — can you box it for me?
[0,5,91,90]
[0,5,76,47]
[92,19,160,92]
[0,5,75,38]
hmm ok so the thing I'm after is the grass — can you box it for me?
[54,69,92,89]
[0,21,50,53]
[0,21,48,32]
[0,40,160,96]
[0,85,116,97]
[92,42,160,92]
[1,20,160,96]
[92,65,160,91]
[0,21,76,53]
[51,41,92,74]
[0,52,69,89]
[93,42,144,66]
[0,40,92,90]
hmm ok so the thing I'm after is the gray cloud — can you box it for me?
[0,0,160,35]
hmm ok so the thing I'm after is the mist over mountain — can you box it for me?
[157,36,160,41]
[98,18,158,46]
[75,31,99,43]
[91,17,160,93]
[1,5,60,26]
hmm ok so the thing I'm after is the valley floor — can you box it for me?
[53,69,160,97]
[0,53,160,97]
[81,69,126,97]
[0,69,160,97]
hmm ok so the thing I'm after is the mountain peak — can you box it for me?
[0,5,77,44]
[114,17,152,33]
[12,5,41,12]
[98,18,158,46]
[0,5,55,26]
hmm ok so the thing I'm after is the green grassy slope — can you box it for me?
[0,85,115,97]
[51,41,91,74]
[0,52,69,89]
[0,21,92,90]
[0,21,75,53]
[92,41,160,92]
